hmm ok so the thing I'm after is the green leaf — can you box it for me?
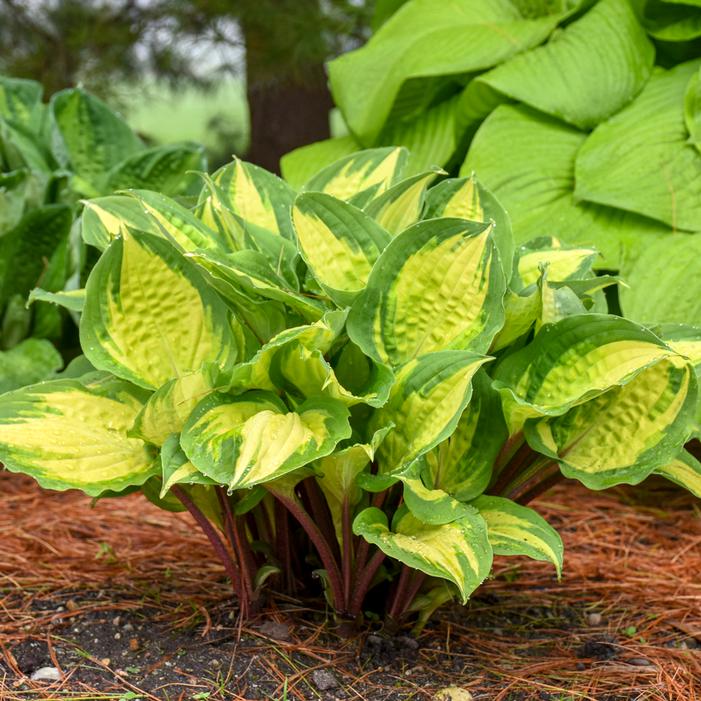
[467,0,654,130]
[642,0,701,40]
[0,204,73,308]
[0,75,43,131]
[0,338,63,394]
[0,169,30,234]
[654,448,701,497]
[80,195,160,251]
[105,142,206,196]
[493,314,679,431]
[472,495,563,575]
[160,434,216,498]
[352,506,492,603]
[364,168,442,235]
[424,370,508,501]
[292,192,391,306]
[303,147,408,206]
[181,391,351,490]
[371,350,490,473]
[28,288,85,313]
[463,105,673,269]
[131,365,221,446]
[0,374,157,495]
[281,136,361,190]
[685,67,700,153]
[620,234,701,326]
[328,0,563,143]
[515,237,598,289]
[80,230,239,390]
[525,352,696,488]
[424,174,514,281]
[208,157,297,240]
[575,61,701,233]
[50,88,142,189]
[347,218,505,367]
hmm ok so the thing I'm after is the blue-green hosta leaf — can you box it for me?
[106,142,205,196]
[620,235,701,326]
[0,76,43,131]
[515,237,598,289]
[131,365,222,446]
[493,314,678,432]
[0,374,157,495]
[292,192,391,306]
[347,218,506,367]
[81,230,239,390]
[187,248,325,322]
[50,88,142,190]
[464,0,654,130]
[424,370,508,502]
[364,168,442,235]
[181,391,351,491]
[654,448,701,497]
[0,338,63,394]
[685,68,700,152]
[160,433,216,498]
[28,288,85,313]
[371,350,490,473]
[463,105,671,269]
[328,0,563,144]
[80,195,159,251]
[424,174,514,281]
[575,61,701,233]
[472,495,563,576]
[352,506,492,603]
[280,136,361,190]
[525,353,696,488]
[302,147,408,207]
[208,157,297,240]
[126,190,224,252]
[0,204,73,308]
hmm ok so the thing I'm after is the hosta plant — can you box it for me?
[0,74,206,391]
[283,0,701,275]
[0,147,699,627]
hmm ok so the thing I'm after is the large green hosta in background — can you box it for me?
[283,0,701,289]
[1,147,698,625]
[0,76,206,393]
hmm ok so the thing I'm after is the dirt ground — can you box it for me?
[0,472,699,700]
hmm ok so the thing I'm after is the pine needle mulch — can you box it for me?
[0,471,699,701]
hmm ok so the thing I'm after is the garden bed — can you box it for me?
[1,472,698,700]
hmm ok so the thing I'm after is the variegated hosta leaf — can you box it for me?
[280,135,361,190]
[537,275,588,331]
[371,350,490,473]
[208,157,297,240]
[347,218,506,367]
[315,426,392,545]
[80,196,159,251]
[515,237,598,289]
[28,288,86,314]
[181,391,351,491]
[126,190,224,252]
[364,168,442,235]
[424,174,514,281]
[292,192,391,306]
[187,248,325,322]
[160,433,216,498]
[81,230,238,390]
[659,324,701,369]
[131,365,221,446]
[490,287,541,352]
[472,495,563,575]
[352,506,493,604]
[493,314,677,432]
[303,147,408,207]
[525,354,696,489]
[0,75,44,130]
[424,370,508,501]
[0,375,157,495]
[654,449,701,498]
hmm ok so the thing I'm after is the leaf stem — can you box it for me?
[348,548,386,618]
